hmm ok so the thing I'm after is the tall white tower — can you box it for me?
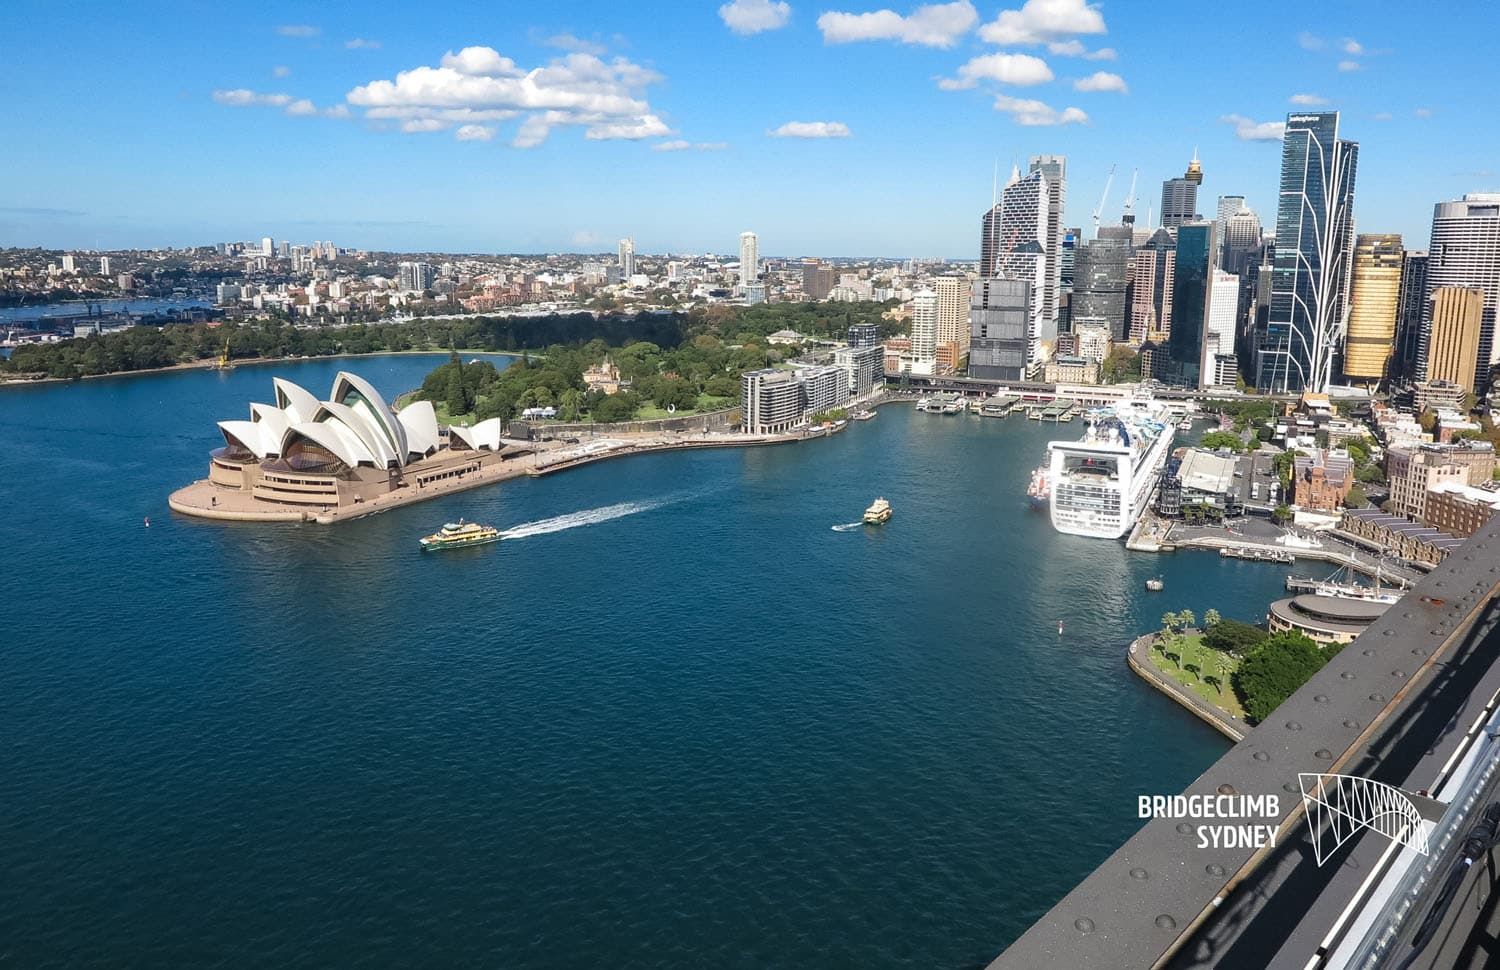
[617,237,636,278]
[739,231,759,287]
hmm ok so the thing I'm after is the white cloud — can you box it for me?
[401,118,450,133]
[324,104,351,119]
[1073,70,1126,93]
[939,52,1053,89]
[769,120,851,137]
[214,89,332,119]
[276,25,319,38]
[1372,111,1393,121]
[1289,93,1328,106]
[285,99,318,117]
[1083,46,1116,60]
[1221,113,1285,141]
[347,47,670,149]
[1338,60,1360,72]
[545,33,607,54]
[273,65,292,78]
[346,38,382,50]
[455,124,496,141]
[979,0,1105,46]
[817,1,977,48]
[1415,107,1432,118]
[719,0,792,35]
[1047,39,1115,59]
[653,139,728,151]
[1342,38,1365,55]
[992,94,1087,126]
[1297,31,1324,50]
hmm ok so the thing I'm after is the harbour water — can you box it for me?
[0,296,211,325]
[0,356,1293,968]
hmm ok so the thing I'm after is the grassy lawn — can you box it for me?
[633,396,733,420]
[1145,632,1247,720]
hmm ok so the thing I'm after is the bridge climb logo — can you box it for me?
[1139,793,1283,849]
[1298,773,1431,867]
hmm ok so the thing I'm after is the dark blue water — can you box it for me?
[0,357,1292,968]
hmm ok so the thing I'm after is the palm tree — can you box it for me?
[1161,612,1178,635]
[1164,651,1181,670]
[1204,674,1223,694]
[1184,662,1200,682]
[1179,609,1197,631]
[1204,608,1221,628]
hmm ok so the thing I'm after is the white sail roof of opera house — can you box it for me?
[446,417,507,451]
[216,370,443,468]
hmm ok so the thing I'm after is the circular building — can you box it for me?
[1267,594,1391,645]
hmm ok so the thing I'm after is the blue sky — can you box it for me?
[2,0,1496,256]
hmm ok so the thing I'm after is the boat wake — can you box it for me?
[500,499,664,540]
[831,522,865,532]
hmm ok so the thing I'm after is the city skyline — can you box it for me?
[3,0,1498,255]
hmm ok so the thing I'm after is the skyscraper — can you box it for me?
[980,160,1062,373]
[1028,154,1067,341]
[99,256,111,275]
[1344,233,1404,383]
[262,236,274,256]
[1426,287,1485,393]
[1214,195,1245,261]
[910,288,938,375]
[1393,250,1429,382]
[739,231,758,287]
[1160,152,1202,228]
[803,262,835,300]
[1202,268,1240,389]
[1127,227,1176,343]
[1420,194,1500,392]
[1167,221,1215,386]
[934,276,971,354]
[617,237,636,278]
[1256,111,1359,393]
[967,278,1031,381]
[1221,202,1262,275]
[1071,225,1132,340]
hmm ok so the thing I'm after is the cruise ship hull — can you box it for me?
[1046,407,1174,540]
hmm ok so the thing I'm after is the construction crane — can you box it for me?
[1122,168,1139,225]
[1091,164,1116,238]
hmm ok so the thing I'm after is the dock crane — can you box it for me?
[1121,168,1139,225]
[1090,164,1116,238]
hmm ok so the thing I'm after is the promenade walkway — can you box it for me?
[1126,632,1249,742]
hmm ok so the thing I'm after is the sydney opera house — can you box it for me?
[171,370,521,521]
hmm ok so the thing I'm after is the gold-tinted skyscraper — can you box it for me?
[1427,286,1484,392]
[1344,233,1403,381]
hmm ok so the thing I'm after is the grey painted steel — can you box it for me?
[988,515,1500,970]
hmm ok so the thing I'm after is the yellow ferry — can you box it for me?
[419,520,502,551]
[863,497,892,525]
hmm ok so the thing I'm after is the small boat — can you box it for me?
[1026,462,1050,508]
[420,519,502,550]
[1177,419,1191,432]
[1057,620,1065,635]
[863,497,893,525]
[1145,577,1164,592]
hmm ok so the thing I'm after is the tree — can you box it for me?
[1232,632,1329,723]
[1204,674,1223,694]
[1161,612,1179,634]
[1272,503,1294,525]
[1345,483,1369,508]
[1203,619,1268,654]
[445,367,469,416]
[1199,431,1246,453]
[1179,609,1197,630]
[559,388,584,422]
[1204,608,1221,628]
[1184,662,1200,682]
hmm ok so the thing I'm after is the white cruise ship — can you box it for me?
[1047,399,1175,539]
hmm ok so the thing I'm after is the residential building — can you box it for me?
[99,256,111,275]
[617,237,636,278]
[1393,250,1429,382]
[980,159,1063,373]
[61,254,75,273]
[934,276,971,354]
[1343,233,1404,383]
[1387,442,1497,518]
[833,344,884,397]
[796,365,849,416]
[1029,154,1067,339]
[397,261,435,293]
[1420,194,1500,392]
[1256,111,1359,393]
[1071,226,1132,340]
[847,323,880,348]
[1166,221,1215,385]
[261,236,274,256]
[739,231,758,287]
[1423,482,1500,537]
[1292,449,1354,512]
[1425,286,1485,392]
[967,277,1030,381]
[909,288,937,375]
[741,369,803,434]
[803,262,835,300]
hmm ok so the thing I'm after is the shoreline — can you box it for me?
[1125,632,1248,742]
[0,348,527,390]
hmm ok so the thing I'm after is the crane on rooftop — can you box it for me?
[1091,164,1116,239]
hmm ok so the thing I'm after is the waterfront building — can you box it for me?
[796,365,849,415]
[1392,250,1429,382]
[1043,355,1098,384]
[1166,221,1215,386]
[1128,228,1175,343]
[1339,507,1464,565]
[617,237,636,278]
[980,159,1064,371]
[934,276,971,355]
[741,369,802,434]
[1072,226,1132,340]
[1156,448,1244,518]
[909,288,938,375]
[1292,449,1354,512]
[1267,594,1390,646]
[1256,111,1359,394]
[1424,286,1485,393]
[1419,194,1500,392]
[1344,234,1404,383]
[739,231,759,287]
[1387,442,1497,519]
[967,277,1030,381]
[1201,268,1240,389]
[847,323,880,349]
[1423,481,1500,537]
[833,344,884,396]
